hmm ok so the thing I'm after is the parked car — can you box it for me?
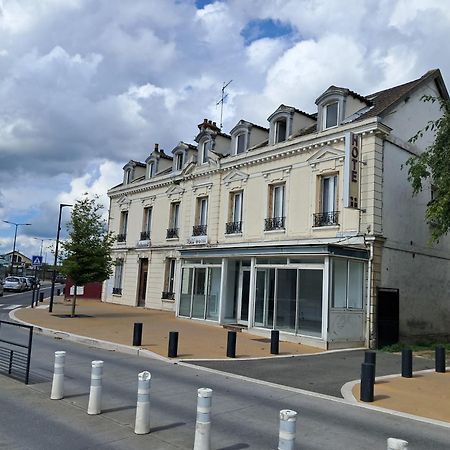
[25,276,38,289]
[19,277,30,290]
[23,277,33,290]
[3,276,24,292]
[0,281,3,297]
[55,275,66,284]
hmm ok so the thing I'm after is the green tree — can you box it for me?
[406,95,450,242]
[61,195,115,317]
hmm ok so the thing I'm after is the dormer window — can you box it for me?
[324,102,339,129]
[147,162,155,178]
[125,169,131,185]
[274,119,287,143]
[201,141,209,164]
[236,133,246,154]
[175,152,183,171]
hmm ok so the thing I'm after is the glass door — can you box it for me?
[192,268,207,318]
[254,268,275,328]
[237,268,250,324]
[297,269,323,336]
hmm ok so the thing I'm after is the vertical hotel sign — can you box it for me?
[344,132,360,208]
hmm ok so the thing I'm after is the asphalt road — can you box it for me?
[0,303,448,450]
[189,350,435,397]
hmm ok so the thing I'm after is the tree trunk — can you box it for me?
[71,285,77,318]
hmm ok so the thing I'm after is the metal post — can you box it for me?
[360,362,375,402]
[39,291,44,303]
[134,371,151,434]
[278,409,297,450]
[8,350,13,374]
[25,326,33,385]
[364,351,376,385]
[87,360,104,415]
[435,346,446,373]
[51,351,66,400]
[226,331,237,358]
[193,388,212,450]
[132,323,143,346]
[271,330,280,355]
[168,331,179,358]
[401,349,413,378]
[57,288,61,296]
[387,437,409,449]
[49,204,72,313]
[31,283,35,308]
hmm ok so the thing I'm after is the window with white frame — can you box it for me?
[231,191,243,223]
[197,197,208,226]
[170,202,180,229]
[147,162,155,178]
[274,119,287,143]
[163,258,176,297]
[118,211,128,241]
[125,169,131,184]
[270,184,285,218]
[175,152,183,171]
[323,102,339,129]
[236,133,246,154]
[332,259,364,309]
[113,259,124,295]
[141,207,152,240]
[321,175,337,213]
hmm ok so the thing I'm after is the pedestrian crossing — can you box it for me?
[0,304,22,310]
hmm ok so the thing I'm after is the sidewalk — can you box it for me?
[14,298,320,359]
[351,371,450,423]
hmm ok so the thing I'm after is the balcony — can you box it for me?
[161,291,175,300]
[264,216,285,231]
[225,221,242,234]
[166,228,179,239]
[140,231,150,241]
[112,287,122,295]
[313,211,339,227]
[192,224,207,236]
[117,233,126,242]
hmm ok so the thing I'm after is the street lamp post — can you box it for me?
[49,204,73,313]
[2,221,32,275]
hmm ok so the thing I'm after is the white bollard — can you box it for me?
[387,438,409,449]
[278,409,297,450]
[87,360,104,415]
[134,371,152,434]
[193,388,213,450]
[50,351,66,400]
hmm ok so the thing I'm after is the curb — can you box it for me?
[9,307,173,364]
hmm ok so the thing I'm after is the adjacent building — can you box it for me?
[104,69,450,349]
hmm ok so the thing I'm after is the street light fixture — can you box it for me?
[32,237,54,257]
[49,204,73,313]
[2,220,32,275]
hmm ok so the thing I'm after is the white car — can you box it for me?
[3,276,24,292]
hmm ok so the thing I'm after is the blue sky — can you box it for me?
[1,0,450,258]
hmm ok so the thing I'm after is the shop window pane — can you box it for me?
[332,259,347,308]
[192,268,206,318]
[206,267,221,320]
[240,270,251,321]
[348,261,364,309]
[266,269,275,328]
[298,269,323,336]
[179,268,193,317]
[276,269,296,332]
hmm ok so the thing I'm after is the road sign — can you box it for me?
[32,255,43,266]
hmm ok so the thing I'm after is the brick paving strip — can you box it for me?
[14,298,321,359]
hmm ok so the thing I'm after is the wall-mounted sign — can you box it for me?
[344,132,360,208]
[187,235,208,245]
[136,240,151,248]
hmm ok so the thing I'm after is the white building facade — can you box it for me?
[104,69,450,350]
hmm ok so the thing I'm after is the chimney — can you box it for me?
[154,143,159,152]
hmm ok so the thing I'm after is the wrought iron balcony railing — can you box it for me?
[140,231,150,241]
[166,228,179,239]
[161,291,175,300]
[112,287,122,295]
[225,221,242,234]
[192,224,207,236]
[264,216,285,231]
[117,233,126,242]
[313,211,339,227]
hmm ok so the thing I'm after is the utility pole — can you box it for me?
[216,80,232,130]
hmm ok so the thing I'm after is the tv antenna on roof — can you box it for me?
[216,80,232,130]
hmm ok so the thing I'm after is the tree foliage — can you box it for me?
[61,195,115,316]
[406,95,450,242]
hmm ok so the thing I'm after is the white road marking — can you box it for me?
[2,304,21,310]
[36,305,49,309]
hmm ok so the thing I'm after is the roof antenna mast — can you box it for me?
[216,80,232,130]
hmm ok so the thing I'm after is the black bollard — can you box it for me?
[168,331,179,358]
[227,331,237,358]
[360,362,375,402]
[435,346,446,373]
[271,330,279,355]
[401,349,413,378]
[57,288,61,296]
[39,292,44,302]
[364,351,376,385]
[132,322,143,346]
